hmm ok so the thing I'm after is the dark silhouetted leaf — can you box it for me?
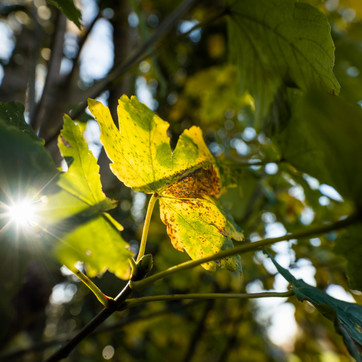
[227,0,339,124]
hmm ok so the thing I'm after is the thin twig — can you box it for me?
[45,282,132,362]
[183,300,214,362]
[124,290,294,308]
[0,301,202,361]
[131,213,361,290]
[63,11,102,94]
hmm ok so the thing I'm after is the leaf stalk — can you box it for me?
[136,193,158,262]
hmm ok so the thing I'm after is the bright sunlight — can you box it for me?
[0,197,41,232]
[8,199,38,228]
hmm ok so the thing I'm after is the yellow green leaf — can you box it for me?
[89,96,243,272]
[159,166,243,271]
[58,115,115,209]
[88,95,214,193]
[39,116,132,278]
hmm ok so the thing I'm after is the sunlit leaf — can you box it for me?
[227,0,340,124]
[56,213,131,279]
[89,96,244,271]
[268,253,362,361]
[88,95,214,193]
[40,117,132,278]
[160,166,243,271]
[58,115,115,209]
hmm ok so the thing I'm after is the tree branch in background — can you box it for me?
[30,8,66,132]
[44,0,200,146]
[0,301,202,361]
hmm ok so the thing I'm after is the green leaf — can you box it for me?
[40,117,132,278]
[160,166,243,272]
[58,115,115,209]
[267,252,362,361]
[88,96,214,193]
[56,214,131,279]
[0,102,57,200]
[227,0,340,125]
[89,96,244,271]
[275,90,362,205]
[335,225,362,291]
[48,0,82,28]
[0,101,39,142]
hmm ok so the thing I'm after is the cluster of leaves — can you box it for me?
[1,0,362,361]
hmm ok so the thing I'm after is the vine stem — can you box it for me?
[131,213,361,290]
[123,290,294,308]
[136,194,158,262]
[45,282,132,362]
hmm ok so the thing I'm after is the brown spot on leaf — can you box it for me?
[164,166,221,199]
[61,135,72,148]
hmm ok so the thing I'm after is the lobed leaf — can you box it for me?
[39,117,132,278]
[58,115,115,209]
[88,96,214,193]
[160,166,243,271]
[89,96,244,271]
[275,90,362,206]
[227,0,340,124]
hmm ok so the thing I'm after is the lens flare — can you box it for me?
[7,199,38,229]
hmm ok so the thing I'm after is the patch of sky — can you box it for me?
[208,142,223,156]
[230,138,249,156]
[83,120,102,158]
[178,20,201,43]
[300,206,315,225]
[319,184,343,202]
[136,76,158,110]
[303,174,320,190]
[80,0,99,26]
[265,162,278,175]
[319,196,330,206]
[288,185,305,202]
[128,12,139,28]
[242,127,256,141]
[326,285,356,303]
[131,192,147,223]
[80,18,114,83]
[50,282,78,304]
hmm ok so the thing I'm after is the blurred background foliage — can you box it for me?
[0,0,361,361]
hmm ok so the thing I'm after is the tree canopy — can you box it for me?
[0,0,361,361]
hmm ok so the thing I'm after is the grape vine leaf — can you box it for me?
[335,225,362,291]
[275,90,362,206]
[40,116,132,279]
[88,96,243,271]
[88,96,213,193]
[268,252,362,361]
[227,0,340,124]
